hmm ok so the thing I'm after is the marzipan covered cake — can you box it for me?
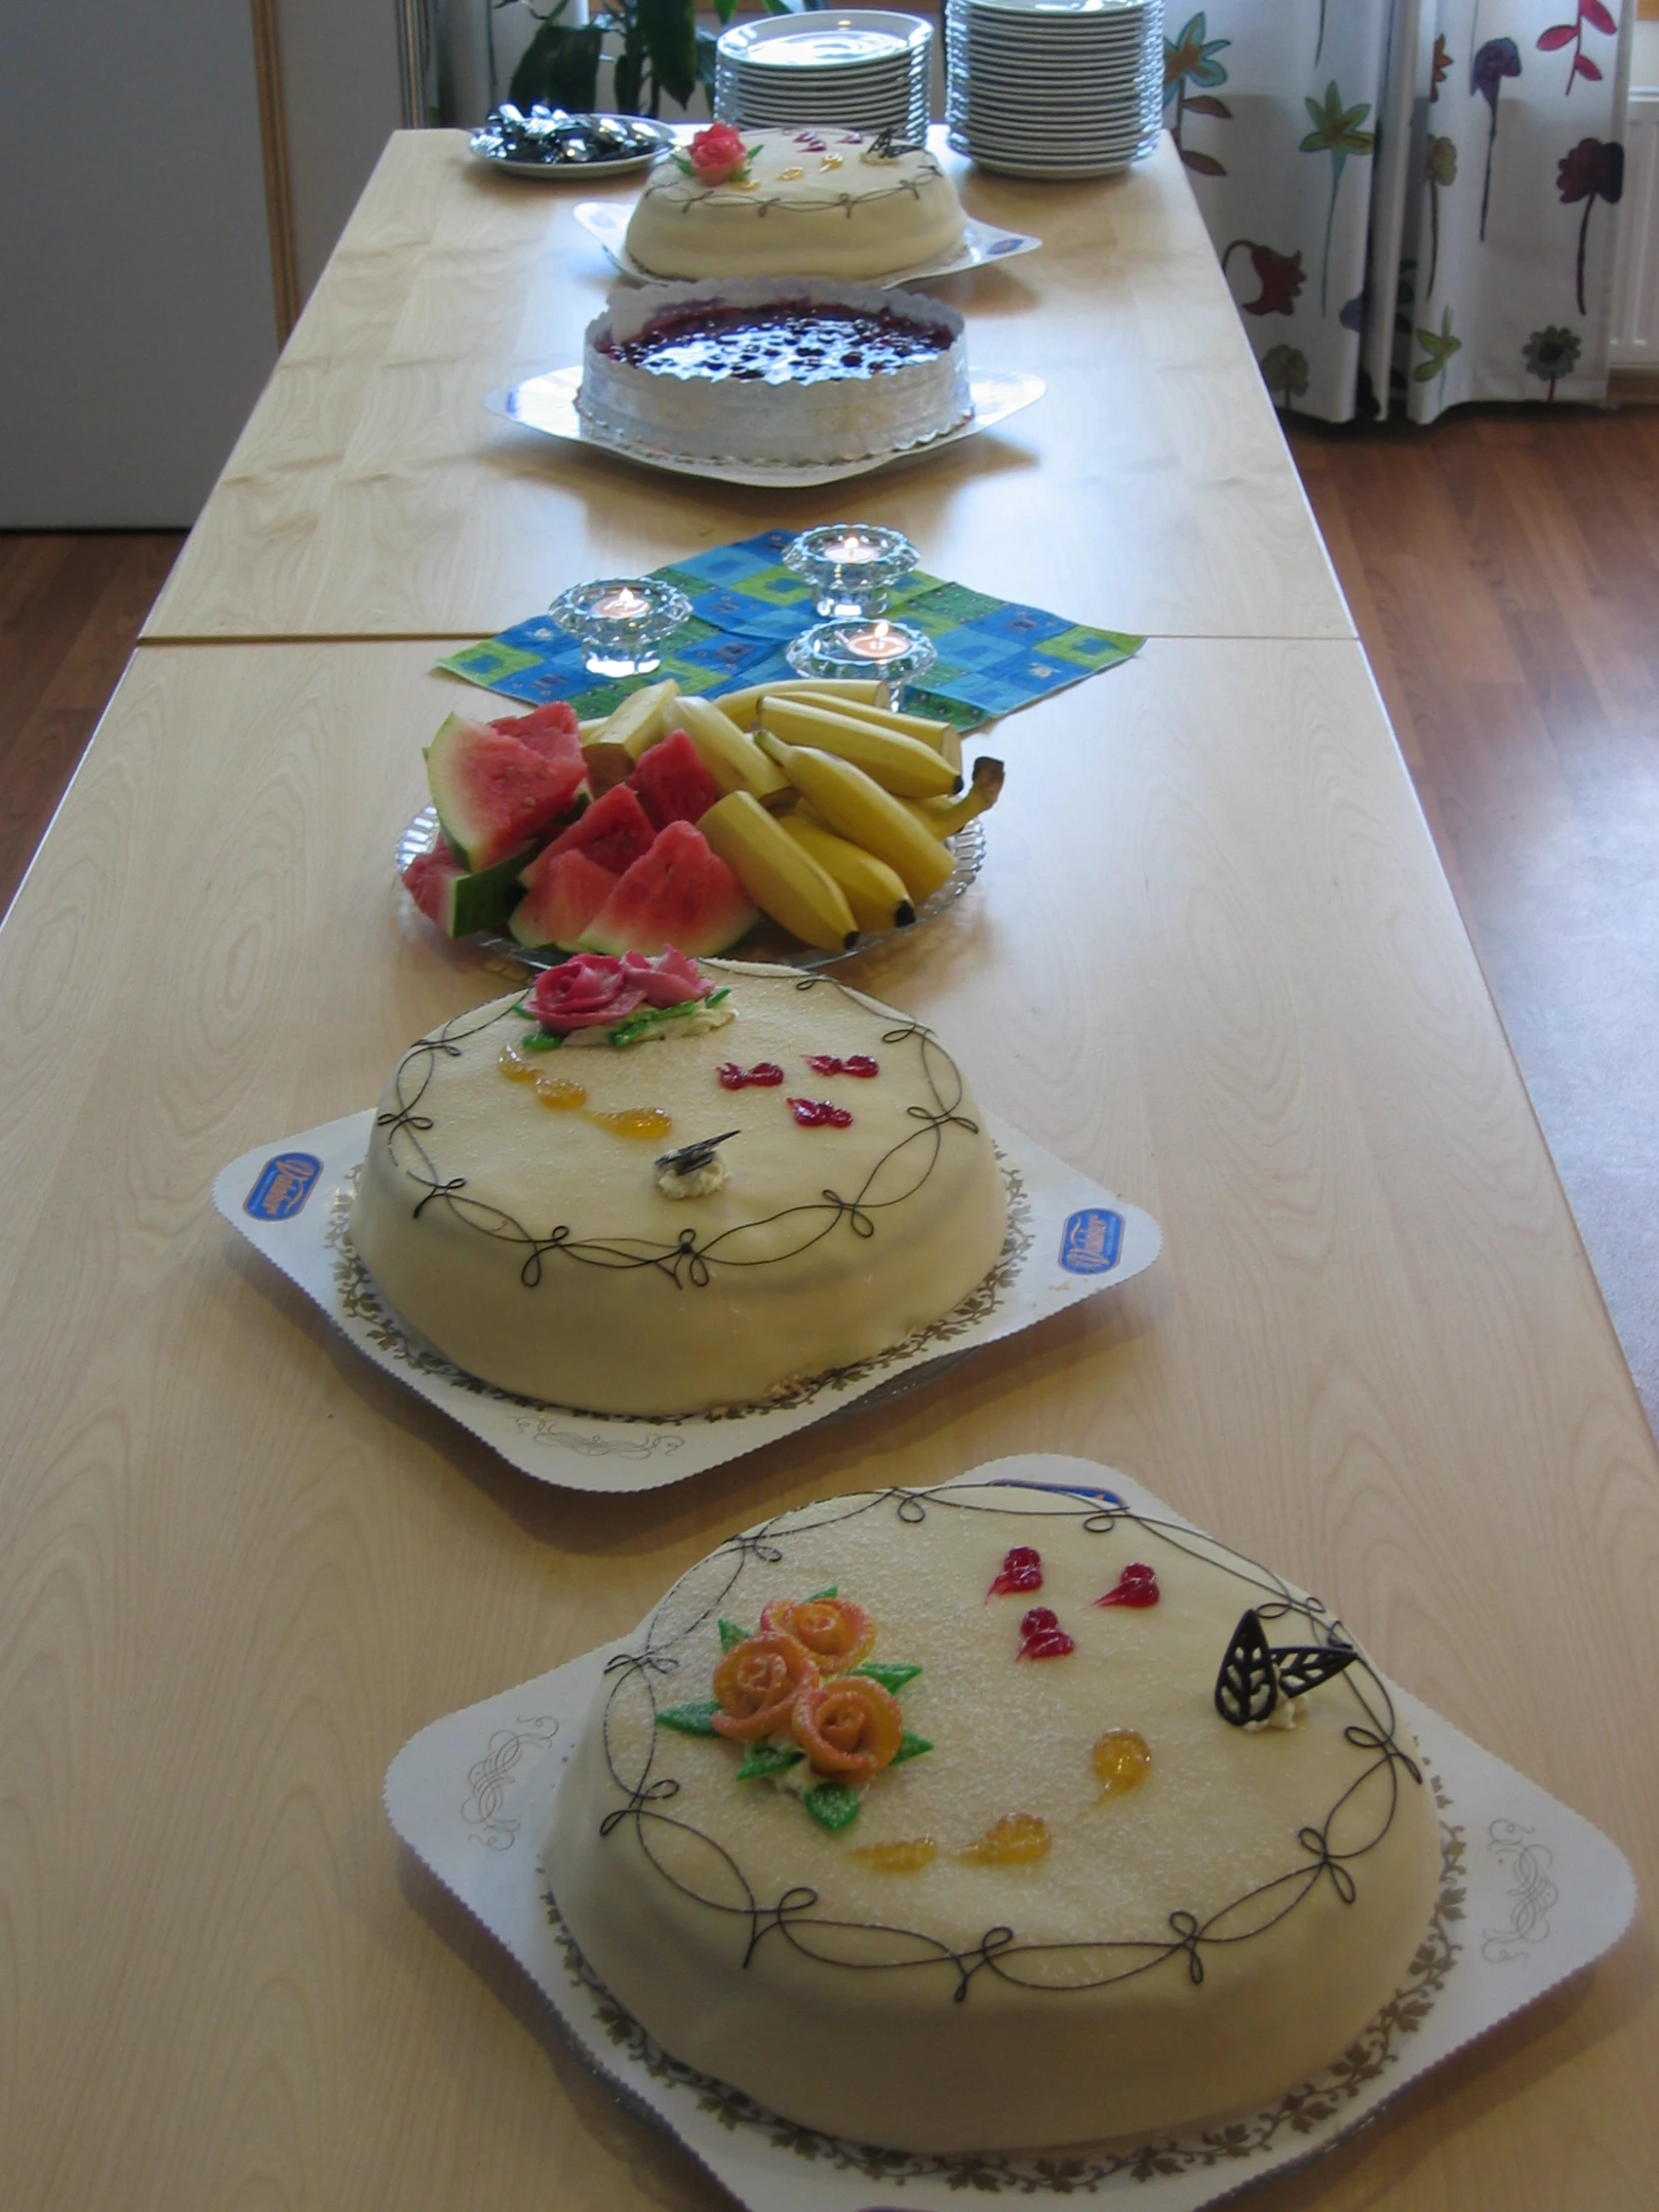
[542,1474,1440,2152]
[348,956,1007,1415]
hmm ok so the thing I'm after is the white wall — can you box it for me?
[0,0,280,528]
[277,0,408,301]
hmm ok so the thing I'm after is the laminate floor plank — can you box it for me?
[0,533,183,917]
[1288,406,1659,1437]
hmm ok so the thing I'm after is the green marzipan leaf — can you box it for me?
[892,1731,932,1765]
[655,1699,721,1736]
[805,1585,837,1601]
[521,1028,562,1052]
[850,1661,921,1694]
[717,1618,750,1653]
[803,1782,860,1833]
[736,1741,804,1781]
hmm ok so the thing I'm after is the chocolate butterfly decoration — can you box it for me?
[656,1129,740,1177]
[1213,1608,1359,1729]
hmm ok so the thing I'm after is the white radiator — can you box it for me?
[1611,93,1659,367]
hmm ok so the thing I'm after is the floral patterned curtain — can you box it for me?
[1163,1,1635,422]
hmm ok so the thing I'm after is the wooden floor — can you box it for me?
[3,402,1656,1435]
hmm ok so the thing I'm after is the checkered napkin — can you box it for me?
[436,530,1142,731]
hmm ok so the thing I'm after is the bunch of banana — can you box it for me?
[700,792,858,953]
[901,754,1004,838]
[580,676,681,793]
[755,731,957,902]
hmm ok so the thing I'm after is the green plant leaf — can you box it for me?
[639,0,700,109]
[736,1741,804,1780]
[806,1585,837,1601]
[655,1698,721,1735]
[849,1661,921,1694]
[508,18,604,114]
[717,1617,750,1652]
[892,1731,933,1765]
[803,1782,860,1833]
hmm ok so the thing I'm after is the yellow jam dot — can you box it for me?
[1092,1728,1152,1803]
[731,180,760,193]
[588,1106,673,1141]
[778,165,806,181]
[535,1075,586,1111]
[820,155,844,171]
[499,1041,538,1081]
[850,1837,936,1874]
[959,1813,1050,1866]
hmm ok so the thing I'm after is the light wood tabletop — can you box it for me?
[0,628,1653,2209]
[141,129,1355,647]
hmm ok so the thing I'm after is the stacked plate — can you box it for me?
[945,0,1163,179]
[714,12,933,144]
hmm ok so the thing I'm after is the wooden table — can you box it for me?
[142,132,1355,646]
[4,134,1656,2212]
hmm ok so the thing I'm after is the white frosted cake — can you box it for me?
[347,954,1007,1415]
[625,127,966,280]
[543,1472,1442,2152]
[576,276,971,466]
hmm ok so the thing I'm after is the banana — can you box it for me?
[580,741,635,797]
[674,694,791,805]
[901,756,1006,838]
[591,676,680,762]
[757,698,959,799]
[755,735,956,902]
[780,814,916,933]
[791,696,954,750]
[576,716,610,741]
[700,792,858,953]
[713,676,886,730]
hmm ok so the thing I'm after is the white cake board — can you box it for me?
[571,199,1043,286]
[215,1115,1160,1495]
[384,1456,1638,2211]
[485,367,1045,489]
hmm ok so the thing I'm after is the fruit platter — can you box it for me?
[399,676,1003,969]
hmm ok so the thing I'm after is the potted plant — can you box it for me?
[501,0,826,120]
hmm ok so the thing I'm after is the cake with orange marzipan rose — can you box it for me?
[541,1474,1442,2153]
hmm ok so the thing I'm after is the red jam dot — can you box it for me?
[1095,1564,1160,1610]
[987,1545,1043,1599]
[789,1097,853,1129]
[806,1053,880,1079]
[1017,1606,1076,1660]
[719,1061,785,1091]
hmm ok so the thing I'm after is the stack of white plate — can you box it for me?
[945,0,1162,179]
[714,12,933,144]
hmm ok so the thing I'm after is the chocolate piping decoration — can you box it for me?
[585,1484,1425,2006]
[373,975,979,1292]
[1214,1607,1362,1728]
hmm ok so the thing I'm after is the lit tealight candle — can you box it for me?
[842,621,908,664]
[590,584,651,621]
[820,531,882,565]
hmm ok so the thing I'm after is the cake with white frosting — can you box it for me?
[576,276,971,466]
[542,1471,1441,2151]
[625,126,966,280]
[347,954,1006,1415]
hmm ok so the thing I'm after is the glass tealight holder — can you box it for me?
[786,617,937,698]
[783,524,918,619]
[548,576,692,678]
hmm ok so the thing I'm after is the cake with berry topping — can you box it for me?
[576,276,971,466]
[347,955,1006,1415]
[624,125,966,281]
[542,1470,1442,2152]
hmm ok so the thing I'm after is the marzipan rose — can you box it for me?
[712,1631,819,1741]
[761,1595,876,1674]
[792,1674,904,1780]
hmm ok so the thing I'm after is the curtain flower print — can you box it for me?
[1536,0,1618,91]
[1163,15,1233,178]
[1162,0,1632,425]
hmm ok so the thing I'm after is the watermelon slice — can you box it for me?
[491,700,579,763]
[425,712,585,871]
[580,822,758,958]
[508,849,619,951]
[629,728,723,830]
[533,782,657,878]
[402,839,538,938]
